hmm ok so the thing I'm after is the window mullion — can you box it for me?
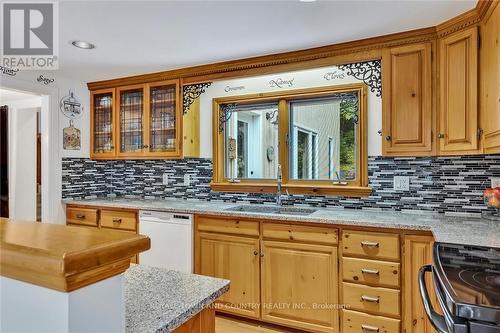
[278,99,289,185]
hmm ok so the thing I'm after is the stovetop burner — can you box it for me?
[435,243,500,309]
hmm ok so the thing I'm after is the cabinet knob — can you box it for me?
[260,253,264,258]
[142,144,149,149]
[253,250,259,256]
[385,136,391,141]
[438,133,445,139]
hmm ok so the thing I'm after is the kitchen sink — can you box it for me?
[225,205,317,216]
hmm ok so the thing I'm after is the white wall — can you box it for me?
[1,70,89,223]
[199,65,383,158]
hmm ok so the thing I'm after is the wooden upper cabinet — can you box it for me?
[146,80,182,157]
[480,3,500,154]
[116,84,147,157]
[382,42,433,156]
[438,27,479,155]
[90,89,116,158]
[90,79,182,159]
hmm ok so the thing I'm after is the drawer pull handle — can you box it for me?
[112,218,122,224]
[361,268,380,275]
[360,295,380,303]
[361,241,379,248]
[361,324,380,332]
[76,214,86,219]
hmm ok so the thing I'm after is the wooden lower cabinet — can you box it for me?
[192,215,438,333]
[403,235,437,333]
[342,309,400,333]
[197,232,261,319]
[261,240,339,333]
[65,205,138,263]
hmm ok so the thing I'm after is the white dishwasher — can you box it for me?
[139,210,193,273]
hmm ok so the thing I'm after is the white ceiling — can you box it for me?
[57,0,476,83]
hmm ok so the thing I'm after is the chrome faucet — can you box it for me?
[276,164,283,206]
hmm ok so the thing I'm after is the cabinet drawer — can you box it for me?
[342,282,400,317]
[342,257,400,288]
[66,207,98,227]
[342,309,400,333]
[342,230,400,261]
[196,216,259,237]
[262,223,338,245]
[101,210,137,231]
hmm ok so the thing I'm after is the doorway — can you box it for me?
[0,88,43,221]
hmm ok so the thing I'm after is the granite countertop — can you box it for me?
[125,265,229,333]
[65,197,500,248]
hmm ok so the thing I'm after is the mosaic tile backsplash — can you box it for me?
[62,155,500,216]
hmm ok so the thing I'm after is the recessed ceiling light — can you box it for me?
[300,0,317,2]
[71,40,95,49]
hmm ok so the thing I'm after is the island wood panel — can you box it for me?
[261,240,339,333]
[402,235,438,333]
[438,27,479,154]
[382,42,433,156]
[0,218,150,292]
[196,231,261,319]
[480,2,500,153]
[173,308,215,333]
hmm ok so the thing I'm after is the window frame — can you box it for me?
[212,83,371,197]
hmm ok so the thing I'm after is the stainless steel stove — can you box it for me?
[419,243,500,333]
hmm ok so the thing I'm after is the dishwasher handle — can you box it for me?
[419,265,448,333]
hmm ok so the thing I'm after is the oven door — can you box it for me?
[419,265,469,333]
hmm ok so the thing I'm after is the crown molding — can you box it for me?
[88,1,496,90]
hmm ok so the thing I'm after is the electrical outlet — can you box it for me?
[394,176,410,191]
[162,173,169,185]
[491,177,500,188]
[184,174,190,186]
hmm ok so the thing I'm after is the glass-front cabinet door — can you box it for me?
[90,88,115,158]
[117,84,146,157]
[145,80,181,157]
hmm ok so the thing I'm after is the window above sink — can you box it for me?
[212,84,371,197]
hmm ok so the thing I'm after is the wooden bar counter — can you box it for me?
[0,218,150,292]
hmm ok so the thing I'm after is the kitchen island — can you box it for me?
[125,265,229,333]
[0,219,229,333]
